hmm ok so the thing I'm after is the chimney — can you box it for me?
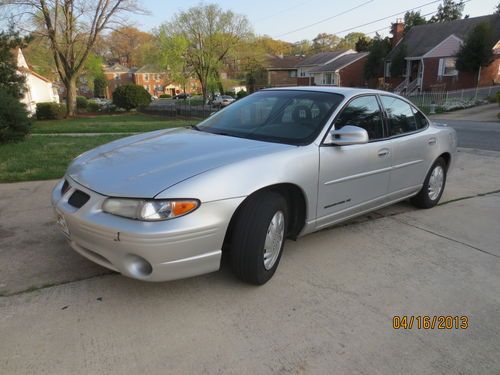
[391,19,404,48]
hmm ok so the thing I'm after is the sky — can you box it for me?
[128,0,498,42]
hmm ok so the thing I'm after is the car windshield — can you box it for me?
[198,90,344,145]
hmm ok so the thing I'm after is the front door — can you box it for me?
[317,95,391,229]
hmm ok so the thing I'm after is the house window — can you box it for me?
[385,62,391,78]
[288,70,297,78]
[325,73,333,85]
[439,58,458,76]
[144,73,149,81]
[155,74,160,80]
[300,69,305,77]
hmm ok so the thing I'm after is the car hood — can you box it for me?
[67,128,290,198]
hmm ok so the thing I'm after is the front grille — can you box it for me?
[61,179,70,195]
[68,190,90,208]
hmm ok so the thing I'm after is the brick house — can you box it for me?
[103,63,135,98]
[103,63,201,98]
[307,52,369,87]
[385,14,500,93]
[296,49,356,85]
[264,55,304,88]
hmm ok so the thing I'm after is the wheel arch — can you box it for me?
[222,183,308,254]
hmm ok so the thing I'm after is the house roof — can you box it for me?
[265,55,303,70]
[296,50,350,67]
[103,63,131,73]
[308,52,369,73]
[18,66,52,83]
[135,64,166,73]
[387,14,500,60]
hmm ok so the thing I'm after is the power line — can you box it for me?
[274,0,374,38]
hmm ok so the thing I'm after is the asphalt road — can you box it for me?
[436,120,500,151]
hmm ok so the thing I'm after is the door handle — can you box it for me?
[428,137,437,145]
[377,148,390,158]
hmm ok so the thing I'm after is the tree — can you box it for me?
[430,0,464,23]
[292,39,313,55]
[364,34,391,81]
[403,11,427,33]
[158,4,251,100]
[0,26,27,98]
[93,75,107,97]
[496,2,500,14]
[390,44,407,77]
[456,22,494,85]
[1,0,142,117]
[312,33,341,52]
[107,27,153,67]
[355,36,372,52]
[337,32,367,50]
[0,87,31,143]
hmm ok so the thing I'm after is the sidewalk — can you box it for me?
[430,103,499,122]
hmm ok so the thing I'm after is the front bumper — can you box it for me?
[51,177,244,282]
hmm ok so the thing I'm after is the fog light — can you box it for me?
[124,254,152,278]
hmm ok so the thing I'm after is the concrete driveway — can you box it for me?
[1,148,500,374]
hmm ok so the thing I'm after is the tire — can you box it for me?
[411,157,447,209]
[231,191,288,285]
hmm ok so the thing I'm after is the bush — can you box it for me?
[36,102,66,120]
[224,91,234,96]
[236,90,248,99]
[93,76,107,98]
[87,100,100,112]
[496,92,500,106]
[0,88,31,143]
[76,96,88,110]
[159,94,171,98]
[112,84,151,111]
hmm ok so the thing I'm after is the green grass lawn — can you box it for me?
[32,113,197,134]
[0,135,127,182]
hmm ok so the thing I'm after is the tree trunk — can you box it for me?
[65,78,77,117]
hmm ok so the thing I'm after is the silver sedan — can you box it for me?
[52,87,457,285]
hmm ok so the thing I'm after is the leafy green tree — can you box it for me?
[93,76,107,98]
[430,0,465,23]
[364,34,391,81]
[0,87,31,143]
[0,27,26,99]
[112,84,151,111]
[403,11,427,33]
[337,32,367,50]
[390,44,407,77]
[312,33,341,52]
[292,39,313,55]
[355,37,372,52]
[157,4,251,100]
[456,22,494,85]
[496,2,500,14]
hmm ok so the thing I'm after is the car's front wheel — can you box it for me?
[231,191,288,285]
[411,157,447,208]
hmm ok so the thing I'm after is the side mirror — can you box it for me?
[326,125,369,146]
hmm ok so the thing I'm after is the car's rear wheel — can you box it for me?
[411,157,447,209]
[231,191,288,285]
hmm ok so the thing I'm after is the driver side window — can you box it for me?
[334,95,384,140]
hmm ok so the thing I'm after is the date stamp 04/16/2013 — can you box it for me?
[393,316,469,330]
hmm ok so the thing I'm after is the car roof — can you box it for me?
[262,86,397,100]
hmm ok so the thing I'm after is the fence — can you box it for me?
[403,85,500,112]
[140,99,218,119]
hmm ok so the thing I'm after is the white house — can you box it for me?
[14,48,59,114]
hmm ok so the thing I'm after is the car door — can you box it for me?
[379,95,432,198]
[317,95,392,229]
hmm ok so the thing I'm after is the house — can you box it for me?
[264,55,304,88]
[13,48,59,114]
[103,64,135,98]
[385,14,500,93]
[296,49,356,85]
[307,52,369,87]
[103,64,200,98]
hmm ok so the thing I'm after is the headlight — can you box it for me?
[102,198,199,221]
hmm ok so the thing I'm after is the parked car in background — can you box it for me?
[52,87,456,286]
[213,95,236,108]
[173,93,191,100]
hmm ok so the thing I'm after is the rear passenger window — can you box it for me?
[335,95,384,140]
[412,108,429,129]
[380,96,418,136]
